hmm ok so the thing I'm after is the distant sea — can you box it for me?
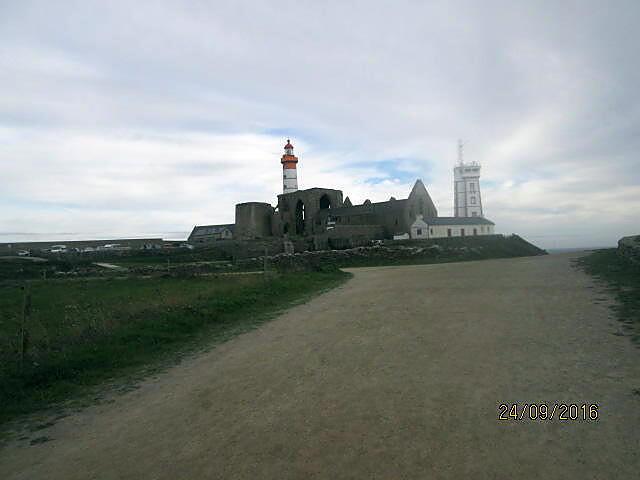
[546,247,612,254]
[0,232,192,244]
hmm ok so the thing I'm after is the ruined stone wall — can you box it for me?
[322,225,386,249]
[275,188,344,236]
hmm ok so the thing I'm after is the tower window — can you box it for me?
[470,197,476,204]
[469,183,476,192]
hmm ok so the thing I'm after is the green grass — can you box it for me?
[0,270,350,425]
[577,248,640,344]
[94,245,234,266]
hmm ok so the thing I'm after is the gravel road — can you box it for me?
[1,252,638,479]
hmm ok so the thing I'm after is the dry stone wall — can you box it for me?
[618,235,640,265]
[237,234,546,272]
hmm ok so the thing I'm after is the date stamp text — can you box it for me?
[498,403,599,421]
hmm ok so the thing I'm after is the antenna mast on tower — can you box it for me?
[457,139,464,165]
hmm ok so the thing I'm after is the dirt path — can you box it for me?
[1,253,639,479]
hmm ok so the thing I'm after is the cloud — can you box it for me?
[1,0,639,248]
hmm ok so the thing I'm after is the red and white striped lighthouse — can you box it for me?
[281,138,298,194]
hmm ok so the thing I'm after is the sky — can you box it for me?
[1,0,638,249]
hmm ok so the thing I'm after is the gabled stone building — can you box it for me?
[322,180,437,239]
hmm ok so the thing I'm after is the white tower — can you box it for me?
[281,139,298,194]
[453,140,483,217]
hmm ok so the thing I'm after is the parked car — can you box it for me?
[17,250,31,256]
[98,244,120,251]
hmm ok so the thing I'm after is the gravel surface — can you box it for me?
[1,252,638,479]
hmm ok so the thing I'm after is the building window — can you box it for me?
[461,228,465,236]
[470,196,476,204]
[473,228,477,235]
[469,183,476,192]
[319,194,331,209]
[430,228,433,235]
[447,228,452,237]
[417,228,422,235]
[472,211,477,217]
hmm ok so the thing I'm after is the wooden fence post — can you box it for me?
[20,284,32,372]
[263,246,268,274]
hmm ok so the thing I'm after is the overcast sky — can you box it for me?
[1,1,638,248]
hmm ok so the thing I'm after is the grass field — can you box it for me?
[0,270,350,425]
[577,248,640,344]
[106,248,231,266]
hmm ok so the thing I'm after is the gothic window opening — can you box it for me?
[319,194,331,209]
[295,200,305,235]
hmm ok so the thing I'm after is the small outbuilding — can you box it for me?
[188,224,235,244]
[410,215,430,239]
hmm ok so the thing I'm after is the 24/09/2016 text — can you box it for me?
[498,403,599,421]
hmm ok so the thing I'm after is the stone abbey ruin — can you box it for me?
[189,139,495,253]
